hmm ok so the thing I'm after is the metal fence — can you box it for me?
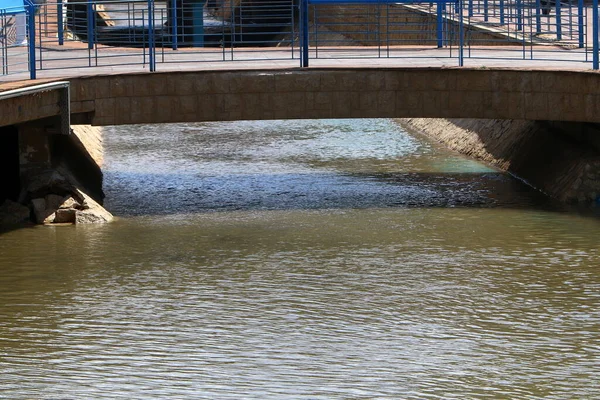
[460,0,591,63]
[0,5,30,76]
[1,0,599,81]
[307,1,463,62]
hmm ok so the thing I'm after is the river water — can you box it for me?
[1,119,599,399]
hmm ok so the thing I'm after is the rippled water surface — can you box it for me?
[1,119,600,399]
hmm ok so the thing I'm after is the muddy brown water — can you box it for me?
[1,119,599,399]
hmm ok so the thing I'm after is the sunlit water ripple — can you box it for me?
[1,119,599,399]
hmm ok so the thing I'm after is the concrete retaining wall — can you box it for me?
[72,125,104,168]
[398,118,600,204]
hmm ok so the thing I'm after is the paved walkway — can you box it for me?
[1,44,596,91]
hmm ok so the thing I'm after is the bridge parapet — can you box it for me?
[58,68,600,126]
[1,0,598,81]
[2,68,599,128]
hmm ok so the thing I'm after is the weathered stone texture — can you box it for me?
[71,125,104,167]
[398,117,600,204]
[69,69,600,126]
[5,68,600,129]
[74,189,113,224]
[0,90,61,127]
[2,68,597,129]
[28,189,112,225]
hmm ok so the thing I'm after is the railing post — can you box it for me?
[578,0,584,48]
[499,0,505,25]
[458,0,464,66]
[57,0,64,45]
[301,0,309,67]
[1,10,6,75]
[147,0,156,71]
[594,0,599,69]
[171,0,178,50]
[86,0,94,50]
[191,0,204,47]
[437,1,444,48]
[483,0,488,22]
[535,0,541,33]
[516,0,522,30]
[468,0,473,17]
[555,0,562,40]
[291,0,296,58]
[26,0,36,79]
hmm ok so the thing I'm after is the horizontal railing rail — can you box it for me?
[1,0,599,81]
[0,5,31,77]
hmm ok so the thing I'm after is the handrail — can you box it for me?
[0,0,598,81]
[0,80,69,100]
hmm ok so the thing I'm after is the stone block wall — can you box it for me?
[61,69,600,127]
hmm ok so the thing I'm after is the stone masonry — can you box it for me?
[3,68,600,128]
[56,68,600,127]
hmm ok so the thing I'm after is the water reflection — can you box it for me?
[0,119,599,399]
[103,119,553,216]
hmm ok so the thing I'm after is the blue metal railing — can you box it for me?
[26,0,35,79]
[0,4,30,77]
[595,0,599,68]
[304,0,464,66]
[1,0,599,81]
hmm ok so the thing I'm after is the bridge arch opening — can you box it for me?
[100,118,554,218]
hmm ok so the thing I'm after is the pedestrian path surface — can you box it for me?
[1,44,596,92]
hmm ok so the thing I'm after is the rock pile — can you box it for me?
[30,189,113,225]
[0,167,113,227]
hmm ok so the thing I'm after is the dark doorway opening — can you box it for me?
[0,126,21,203]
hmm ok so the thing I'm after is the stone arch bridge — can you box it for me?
[1,67,599,127]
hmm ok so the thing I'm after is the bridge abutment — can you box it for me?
[0,119,112,227]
